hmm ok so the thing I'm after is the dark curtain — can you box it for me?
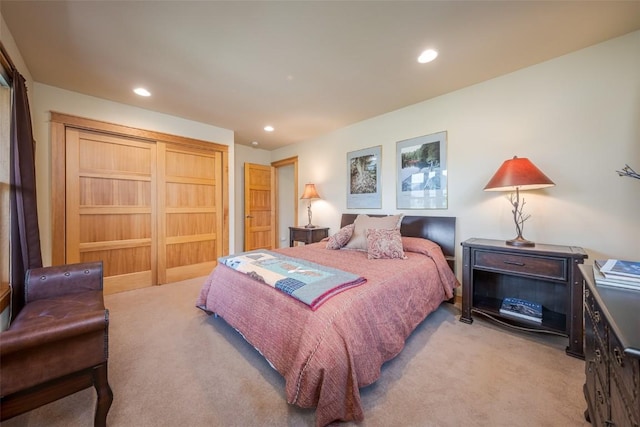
[9,69,42,321]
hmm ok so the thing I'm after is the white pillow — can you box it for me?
[343,214,403,251]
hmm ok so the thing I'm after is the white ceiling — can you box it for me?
[2,1,640,150]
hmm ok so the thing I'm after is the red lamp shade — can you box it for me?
[484,156,555,247]
[484,156,555,191]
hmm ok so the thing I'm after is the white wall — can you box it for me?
[31,84,235,264]
[272,30,640,274]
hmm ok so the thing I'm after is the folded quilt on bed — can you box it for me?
[219,250,366,310]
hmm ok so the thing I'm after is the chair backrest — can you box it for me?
[24,261,103,303]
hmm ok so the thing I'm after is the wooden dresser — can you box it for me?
[580,264,640,426]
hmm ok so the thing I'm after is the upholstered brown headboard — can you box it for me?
[340,214,456,268]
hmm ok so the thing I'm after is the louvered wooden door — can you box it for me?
[157,143,223,284]
[65,129,156,293]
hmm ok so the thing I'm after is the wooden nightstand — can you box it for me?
[460,238,587,358]
[289,226,329,247]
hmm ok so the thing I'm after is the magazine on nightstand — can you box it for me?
[499,297,543,324]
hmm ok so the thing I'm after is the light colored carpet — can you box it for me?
[1,277,590,427]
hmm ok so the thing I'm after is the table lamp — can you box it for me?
[484,156,555,247]
[300,183,321,228]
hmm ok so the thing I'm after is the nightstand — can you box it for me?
[289,226,329,246]
[460,238,587,358]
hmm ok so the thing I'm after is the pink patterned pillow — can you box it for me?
[366,228,407,260]
[326,224,355,250]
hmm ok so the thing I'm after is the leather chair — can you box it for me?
[0,261,113,426]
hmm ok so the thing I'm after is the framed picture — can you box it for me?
[347,146,382,209]
[396,131,448,209]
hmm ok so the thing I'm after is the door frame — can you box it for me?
[50,112,230,267]
[271,156,298,244]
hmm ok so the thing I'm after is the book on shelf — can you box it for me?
[593,264,640,291]
[499,297,543,324]
[597,259,640,281]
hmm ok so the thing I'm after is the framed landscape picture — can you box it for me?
[396,131,448,209]
[347,146,382,209]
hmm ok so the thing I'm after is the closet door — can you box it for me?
[65,129,156,294]
[157,143,223,284]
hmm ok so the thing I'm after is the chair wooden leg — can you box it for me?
[93,363,113,427]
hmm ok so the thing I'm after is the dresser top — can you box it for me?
[462,238,587,259]
[580,264,640,358]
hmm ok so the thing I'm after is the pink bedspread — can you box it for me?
[196,237,459,426]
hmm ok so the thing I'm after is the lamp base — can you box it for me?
[304,224,317,229]
[506,236,535,247]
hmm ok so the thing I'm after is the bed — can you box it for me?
[197,214,459,426]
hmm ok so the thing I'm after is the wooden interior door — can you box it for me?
[65,129,156,294]
[157,143,223,283]
[244,163,275,251]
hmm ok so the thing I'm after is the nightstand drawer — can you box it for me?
[473,250,567,281]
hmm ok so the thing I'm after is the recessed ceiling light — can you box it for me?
[251,141,259,146]
[134,87,151,97]
[418,49,438,64]
[264,125,274,132]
